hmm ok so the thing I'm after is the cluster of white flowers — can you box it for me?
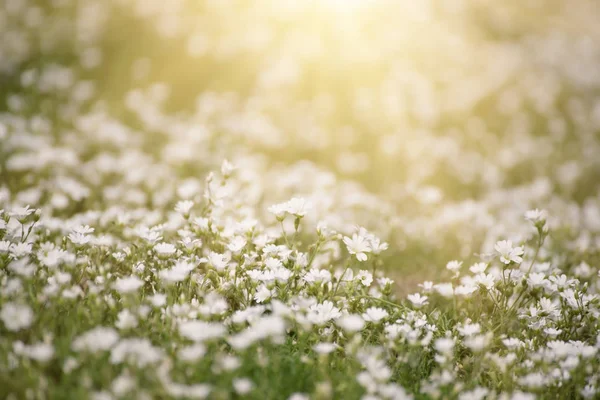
[2,154,599,399]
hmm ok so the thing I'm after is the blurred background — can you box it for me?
[2,0,600,292]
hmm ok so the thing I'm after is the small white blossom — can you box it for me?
[343,233,372,262]
[114,275,144,294]
[0,302,34,331]
[361,307,389,323]
[495,240,524,265]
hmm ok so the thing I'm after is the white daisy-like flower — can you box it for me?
[343,233,372,262]
[175,200,194,216]
[268,203,288,219]
[525,209,548,224]
[221,159,236,177]
[154,242,176,256]
[206,251,230,271]
[407,293,429,308]
[9,205,36,219]
[285,197,312,218]
[307,301,342,325]
[469,262,488,274]
[494,240,524,264]
[303,268,332,283]
[361,307,389,323]
[446,260,463,272]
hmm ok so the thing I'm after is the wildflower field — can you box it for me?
[2,1,600,399]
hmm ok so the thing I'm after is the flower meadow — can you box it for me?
[2,1,600,399]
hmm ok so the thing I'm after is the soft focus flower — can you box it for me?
[0,303,34,331]
[495,240,525,264]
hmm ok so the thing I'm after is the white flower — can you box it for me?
[268,197,312,219]
[68,232,91,245]
[116,309,138,330]
[502,338,524,350]
[154,242,176,256]
[434,283,454,298]
[227,236,247,253]
[254,285,272,303]
[434,337,454,355]
[544,327,562,337]
[206,251,230,271]
[458,323,481,337]
[267,203,288,219]
[313,342,336,354]
[285,197,312,218]
[179,320,226,343]
[0,240,11,252]
[113,275,143,294]
[419,281,434,292]
[72,327,120,353]
[264,257,283,269]
[198,293,229,316]
[9,242,32,258]
[458,387,488,400]
[355,270,373,286]
[303,268,332,283]
[112,372,136,396]
[525,209,548,224]
[14,341,54,362]
[474,273,496,290]
[288,394,310,400]
[456,284,478,297]
[527,272,547,288]
[469,262,488,274]
[192,217,210,231]
[90,391,113,400]
[221,159,236,177]
[228,316,286,350]
[0,302,34,331]
[178,343,207,362]
[407,293,429,308]
[368,236,388,254]
[233,378,254,395]
[137,227,162,243]
[175,200,194,216]
[343,233,372,262]
[377,277,394,287]
[307,301,342,325]
[159,260,195,283]
[273,267,291,282]
[446,260,462,272]
[73,225,95,235]
[361,307,389,323]
[110,338,164,367]
[9,205,35,219]
[148,293,167,307]
[494,240,524,264]
[336,314,365,332]
[217,354,240,371]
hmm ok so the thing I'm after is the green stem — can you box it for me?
[357,295,406,311]
[280,221,291,248]
[508,235,545,315]
[332,263,351,297]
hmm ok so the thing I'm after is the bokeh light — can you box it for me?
[2,0,600,398]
